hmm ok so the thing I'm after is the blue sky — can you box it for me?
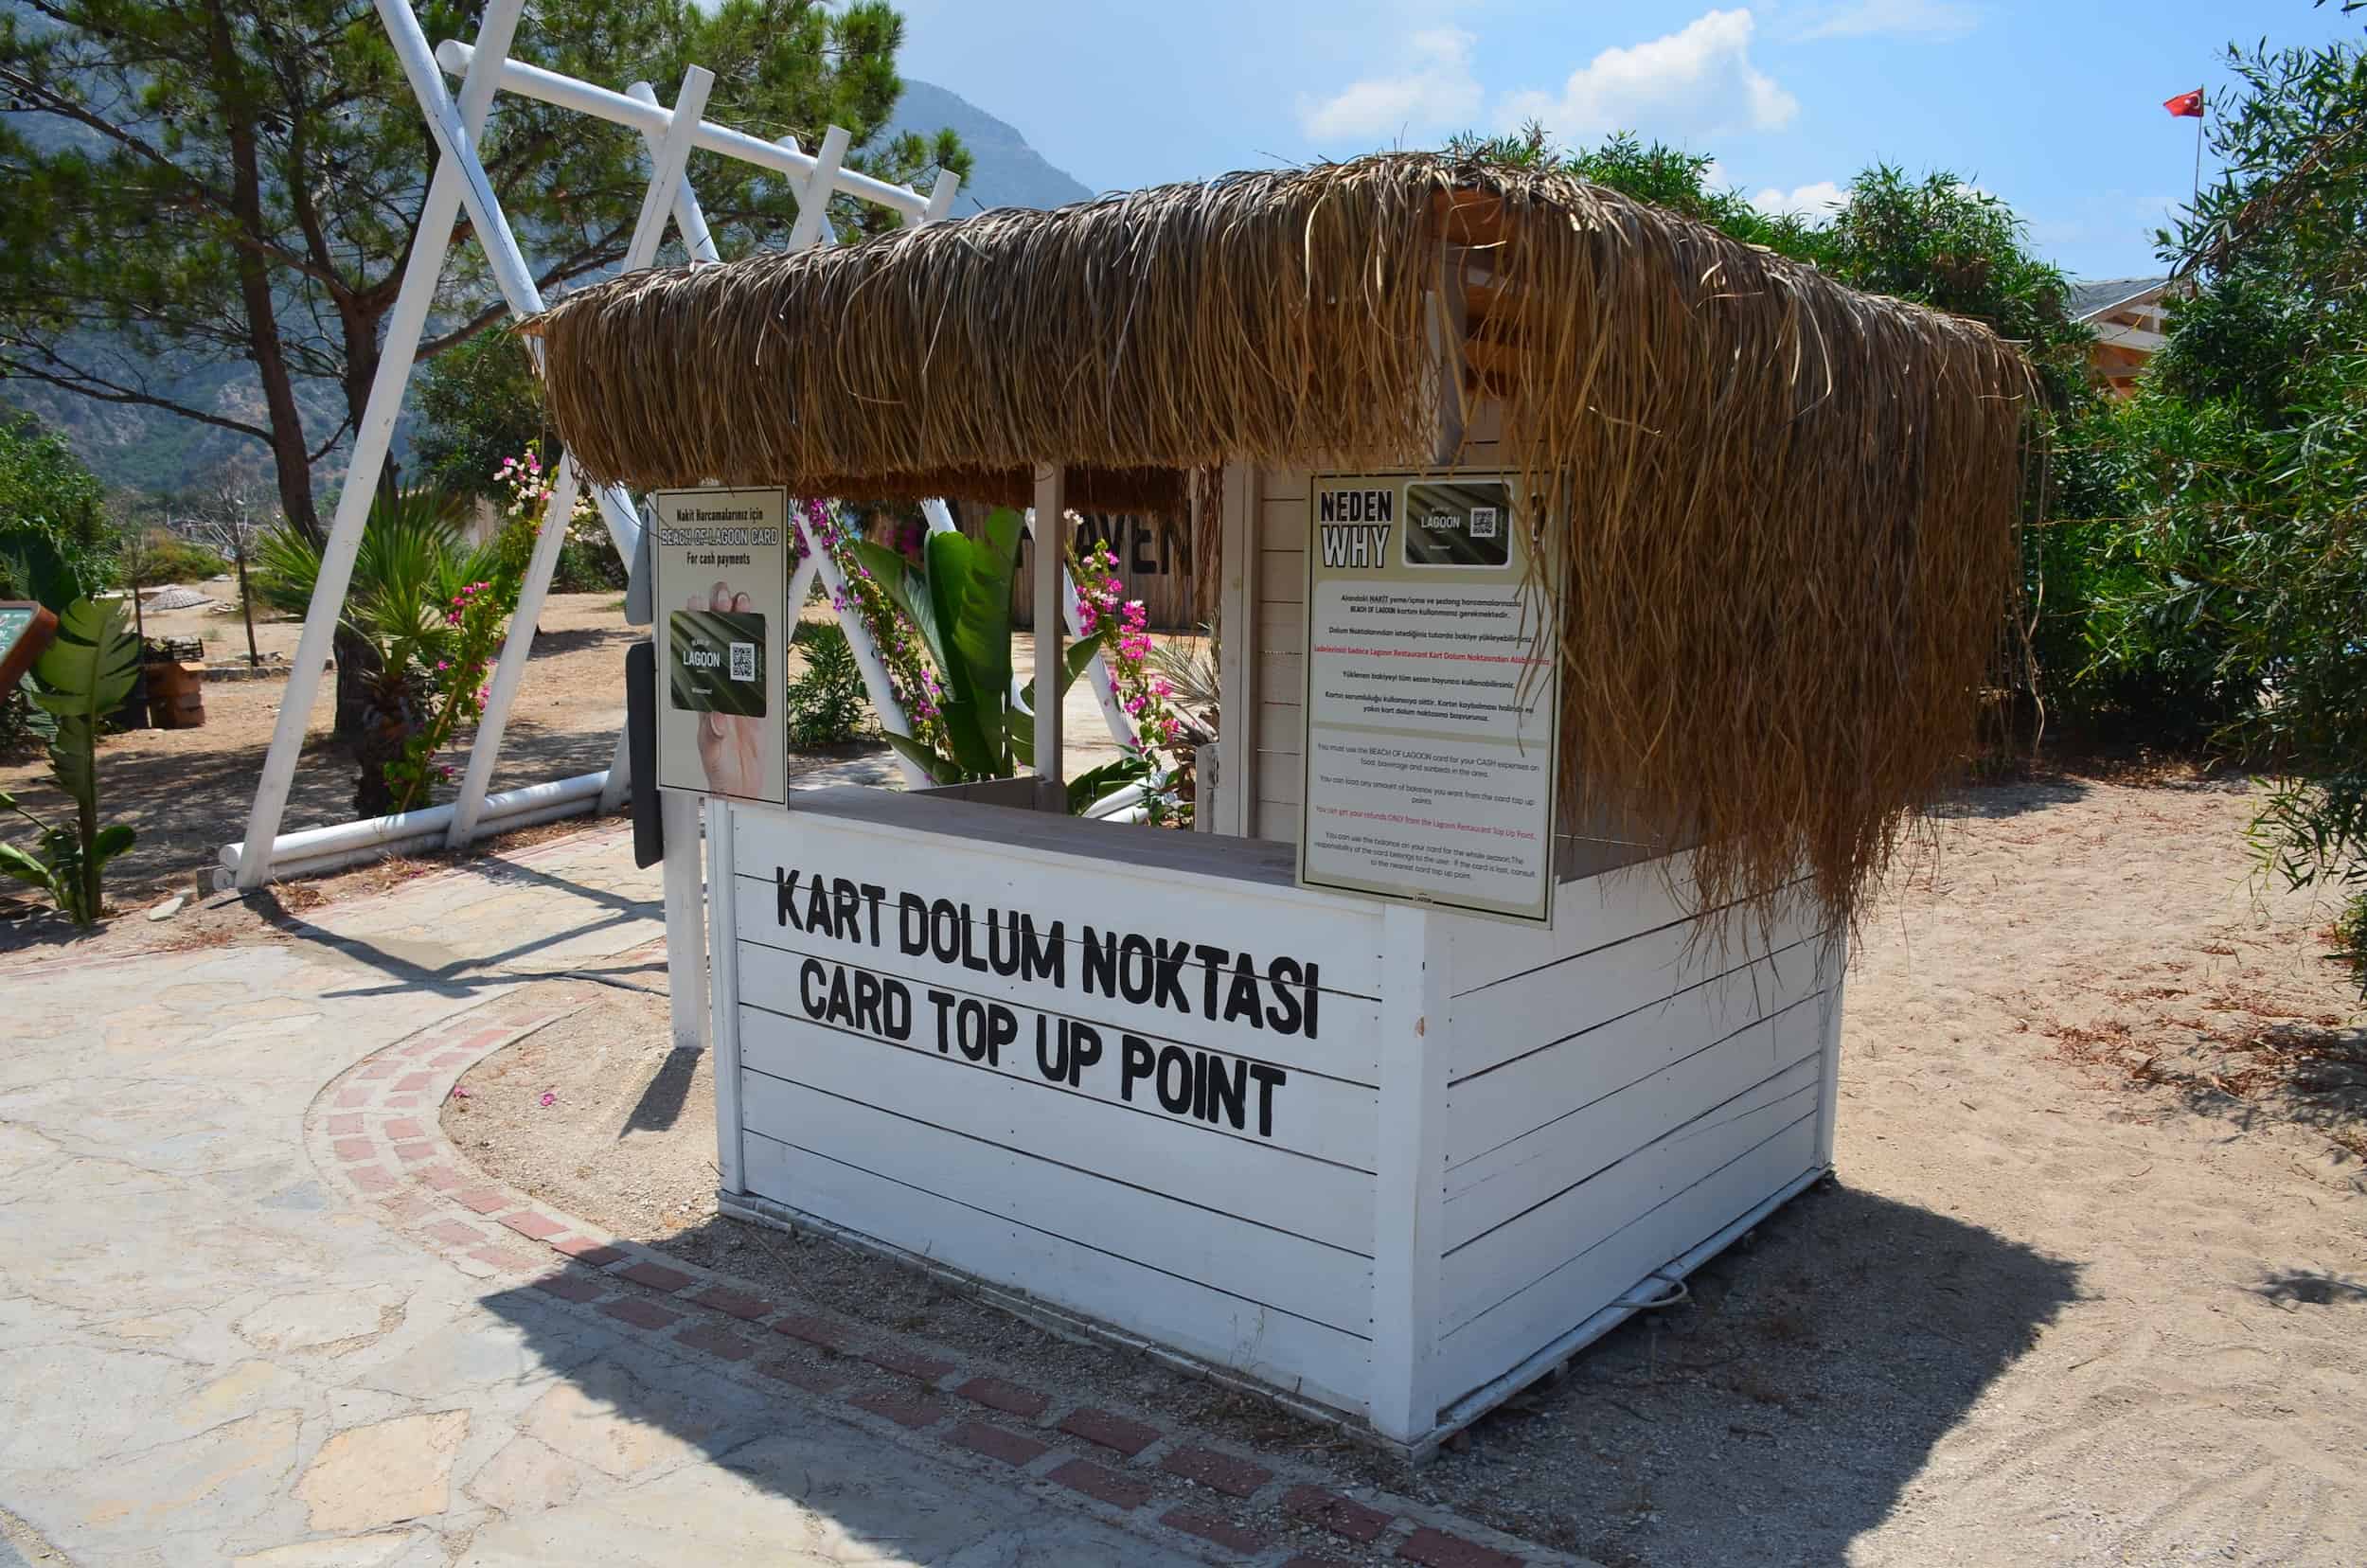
[889,0,2362,282]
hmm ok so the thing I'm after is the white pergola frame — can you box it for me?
[226,0,1137,1045]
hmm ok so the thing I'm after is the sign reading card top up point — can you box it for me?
[651,487,791,807]
[1297,471,1559,924]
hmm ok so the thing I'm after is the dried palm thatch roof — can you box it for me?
[527,151,2034,928]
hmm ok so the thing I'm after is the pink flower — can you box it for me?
[539,1090,556,1108]
[449,1085,469,1100]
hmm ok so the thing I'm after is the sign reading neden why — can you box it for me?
[652,487,790,806]
[1299,471,1560,924]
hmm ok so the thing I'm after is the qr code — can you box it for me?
[728,642,756,682]
[1468,506,1500,540]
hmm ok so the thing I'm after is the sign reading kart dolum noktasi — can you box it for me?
[773,866,1319,1137]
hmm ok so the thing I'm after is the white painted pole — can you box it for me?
[786,125,851,253]
[797,508,932,789]
[627,82,717,263]
[446,64,715,850]
[661,791,707,1052]
[1370,902,1450,1443]
[434,40,955,221]
[1032,467,1066,808]
[234,0,528,888]
[705,797,743,1185]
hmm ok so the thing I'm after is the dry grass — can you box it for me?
[528,151,2033,929]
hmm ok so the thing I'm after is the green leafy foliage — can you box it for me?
[0,597,140,925]
[251,485,515,813]
[411,332,549,506]
[785,620,872,748]
[0,410,116,603]
[0,0,971,543]
[851,507,1107,793]
[2059,20,2367,945]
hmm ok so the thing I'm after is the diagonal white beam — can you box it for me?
[447,65,715,850]
[786,125,850,253]
[233,0,528,889]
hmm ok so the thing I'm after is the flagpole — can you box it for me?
[2192,87,2204,209]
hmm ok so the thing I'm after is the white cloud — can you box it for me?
[1750,179,1847,216]
[1299,27,1483,141]
[1497,9,1798,145]
[1790,0,1980,42]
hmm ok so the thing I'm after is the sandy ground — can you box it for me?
[451,772,2365,1566]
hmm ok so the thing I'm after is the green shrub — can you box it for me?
[130,528,228,585]
[786,621,872,748]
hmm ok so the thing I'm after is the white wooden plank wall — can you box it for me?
[1425,864,1835,1409]
[1252,466,1308,843]
[727,808,1384,1415]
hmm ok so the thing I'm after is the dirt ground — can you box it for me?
[451,772,2366,1567]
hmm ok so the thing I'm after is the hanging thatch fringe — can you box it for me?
[527,151,2033,930]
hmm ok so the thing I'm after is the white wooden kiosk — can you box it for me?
[526,156,2030,1452]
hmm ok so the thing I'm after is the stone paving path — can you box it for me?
[0,827,1214,1566]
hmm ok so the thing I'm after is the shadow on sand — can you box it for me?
[467,1172,2077,1566]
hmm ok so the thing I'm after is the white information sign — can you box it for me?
[1297,470,1559,923]
[651,486,791,806]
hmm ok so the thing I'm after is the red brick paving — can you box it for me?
[692,1285,772,1321]
[532,1272,606,1304]
[348,1166,397,1193]
[394,1072,433,1092]
[331,1137,373,1163]
[1058,1407,1162,1458]
[617,1260,695,1293]
[1048,1457,1155,1511]
[946,1419,1051,1468]
[500,1211,567,1241]
[455,1187,512,1215]
[865,1345,956,1383]
[1161,1507,1269,1555]
[953,1375,1049,1419]
[326,1114,365,1135]
[549,1238,625,1266]
[754,1359,845,1398]
[1285,1484,1395,1543]
[676,1321,756,1362]
[598,1296,683,1331]
[392,1141,436,1164]
[850,1388,950,1431]
[1160,1445,1272,1500]
[384,1117,425,1140]
[773,1312,856,1353]
[1397,1527,1524,1568]
[423,1220,483,1247]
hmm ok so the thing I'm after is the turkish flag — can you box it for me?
[2163,88,2204,118]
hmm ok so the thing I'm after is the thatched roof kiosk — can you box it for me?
[530,153,2034,1454]
[531,151,2031,932]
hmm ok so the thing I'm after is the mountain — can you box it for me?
[882,79,1095,217]
[9,78,1094,500]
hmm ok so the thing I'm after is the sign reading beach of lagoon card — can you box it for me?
[1298,471,1559,923]
[652,487,791,807]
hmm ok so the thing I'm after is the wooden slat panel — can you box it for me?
[1259,550,1305,605]
[744,1130,1375,1415]
[1256,649,1305,701]
[1443,943,1826,1177]
[731,802,1384,996]
[1260,701,1306,753]
[734,879,1381,1082]
[737,1001,1379,1241]
[1445,893,1824,1081]
[1444,1008,1825,1249]
[740,1073,1373,1331]
[1440,1064,1819,1329]
[1431,1109,1820,1401]
[736,939,1382,1149]
[1258,602,1305,650]
[1440,854,1705,997]
[1260,467,1312,505]
[1257,799,1301,846]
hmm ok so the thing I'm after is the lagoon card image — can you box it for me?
[668,609,767,717]
[1401,478,1514,569]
